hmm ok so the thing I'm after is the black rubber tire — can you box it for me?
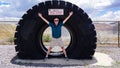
[14,0,97,59]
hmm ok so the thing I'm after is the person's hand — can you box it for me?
[38,13,42,17]
[69,11,73,16]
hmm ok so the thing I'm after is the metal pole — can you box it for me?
[118,21,120,47]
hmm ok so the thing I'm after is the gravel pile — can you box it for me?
[0,45,120,68]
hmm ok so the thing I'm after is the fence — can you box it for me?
[0,20,119,47]
[94,20,119,47]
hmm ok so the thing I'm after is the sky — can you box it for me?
[0,0,120,21]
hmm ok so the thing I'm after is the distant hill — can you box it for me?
[94,23,118,32]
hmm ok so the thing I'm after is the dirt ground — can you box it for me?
[0,45,120,68]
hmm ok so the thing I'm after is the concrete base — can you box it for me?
[13,52,114,67]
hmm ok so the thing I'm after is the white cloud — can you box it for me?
[91,0,113,9]
[37,0,113,9]
[99,11,113,19]
[64,0,115,20]
[64,0,113,9]
[0,0,38,18]
[0,4,10,8]
[0,1,10,7]
[93,10,120,21]
[114,11,120,20]
[0,0,119,22]
[0,1,10,13]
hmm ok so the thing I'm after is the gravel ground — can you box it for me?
[0,45,120,68]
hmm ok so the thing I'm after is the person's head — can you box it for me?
[54,18,59,25]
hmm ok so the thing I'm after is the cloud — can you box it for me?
[64,0,115,20]
[78,0,120,21]
[0,0,120,22]
[93,10,120,21]
[0,0,38,18]
[0,1,10,6]
[114,11,120,20]
[91,0,113,9]
[0,1,10,9]
[106,0,120,9]
[97,11,114,20]
[64,0,113,9]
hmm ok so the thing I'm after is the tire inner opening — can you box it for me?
[41,26,71,55]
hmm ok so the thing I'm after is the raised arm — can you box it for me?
[63,11,73,24]
[38,13,49,24]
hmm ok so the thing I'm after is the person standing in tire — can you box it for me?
[38,11,73,61]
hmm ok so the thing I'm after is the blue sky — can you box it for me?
[0,0,120,21]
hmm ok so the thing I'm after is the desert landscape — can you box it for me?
[0,23,16,45]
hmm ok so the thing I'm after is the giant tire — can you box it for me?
[14,0,97,59]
